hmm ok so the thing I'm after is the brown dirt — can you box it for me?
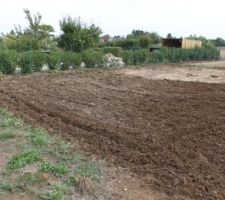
[0,69,225,199]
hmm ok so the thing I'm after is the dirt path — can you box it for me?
[0,68,225,199]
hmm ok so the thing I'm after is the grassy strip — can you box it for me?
[0,108,104,199]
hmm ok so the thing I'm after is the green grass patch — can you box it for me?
[7,148,41,170]
[0,130,16,140]
[0,183,14,192]
[0,117,23,128]
[75,161,102,181]
[41,184,68,200]
[40,161,69,177]
[30,127,50,147]
[65,176,78,187]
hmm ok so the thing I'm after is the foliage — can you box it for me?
[133,49,149,64]
[121,46,219,65]
[18,51,33,74]
[0,50,17,74]
[128,30,161,44]
[121,49,149,65]
[30,127,50,147]
[81,49,105,68]
[102,47,122,57]
[75,161,102,181]
[138,36,151,48]
[58,17,102,52]
[212,37,225,47]
[148,46,219,63]
[114,38,139,50]
[7,148,41,170]
[0,115,23,128]
[19,50,46,73]
[5,9,55,51]
[45,51,61,70]
[121,50,133,65]
[61,51,82,70]
[0,130,16,140]
[30,50,46,72]
[40,161,69,177]
[0,183,14,192]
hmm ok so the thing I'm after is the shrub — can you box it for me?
[103,47,122,57]
[0,50,17,74]
[31,51,46,72]
[148,50,166,63]
[133,49,149,65]
[18,52,33,74]
[148,46,219,64]
[138,36,150,48]
[121,50,133,65]
[61,52,82,70]
[81,49,105,68]
[121,49,149,65]
[46,51,61,70]
[114,39,139,50]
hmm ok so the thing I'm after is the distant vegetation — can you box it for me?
[0,9,221,75]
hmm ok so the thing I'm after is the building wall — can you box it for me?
[182,39,202,49]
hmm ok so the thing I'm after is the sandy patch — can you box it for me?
[122,65,225,83]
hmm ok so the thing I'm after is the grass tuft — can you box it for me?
[7,148,41,170]
[40,161,69,177]
[0,183,14,192]
[75,161,102,181]
[0,130,16,140]
[0,117,23,128]
[30,128,50,147]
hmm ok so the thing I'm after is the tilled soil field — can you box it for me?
[0,69,225,199]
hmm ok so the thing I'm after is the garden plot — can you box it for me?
[0,65,225,199]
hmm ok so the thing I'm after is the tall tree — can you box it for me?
[5,9,55,51]
[58,17,102,52]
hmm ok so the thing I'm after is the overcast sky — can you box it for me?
[0,0,225,38]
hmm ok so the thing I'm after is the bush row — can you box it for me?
[121,46,219,65]
[0,49,106,74]
[0,46,219,74]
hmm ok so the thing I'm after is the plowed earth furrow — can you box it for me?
[0,70,225,199]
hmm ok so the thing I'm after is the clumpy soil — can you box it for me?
[0,68,225,199]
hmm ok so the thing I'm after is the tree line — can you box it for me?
[1,9,224,54]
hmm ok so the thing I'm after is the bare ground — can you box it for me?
[121,60,225,83]
[0,62,225,199]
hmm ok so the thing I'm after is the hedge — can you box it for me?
[0,46,220,74]
[102,47,122,57]
[0,50,17,74]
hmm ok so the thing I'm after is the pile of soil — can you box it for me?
[0,69,225,199]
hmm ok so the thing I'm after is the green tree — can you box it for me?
[128,30,161,45]
[58,17,102,52]
[138,36,150,48]
[5,9,55,51]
